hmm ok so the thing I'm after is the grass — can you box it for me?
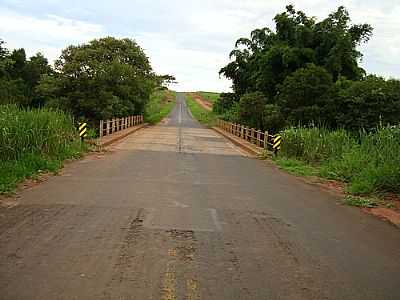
[273,157,319,177]
[276,126,400,195]
[342,195,379,208]
[197,91,220,103]
[0,105,86,193]
[144,89,176,124]
[185,93,218,126]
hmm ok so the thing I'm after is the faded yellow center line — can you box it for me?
[186,278,199,300]
[161,260,177,300]
[161,247,200,300]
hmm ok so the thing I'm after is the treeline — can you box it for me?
[215,5,400,131]
[0,37,174,125]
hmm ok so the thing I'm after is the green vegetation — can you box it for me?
[273,158,319,177]
[0,36,177,192]
[0,41,52,107]
[213,5,400,200]
[216,5,400,132]
[342,195,379,208]
[276,126,400,195]
[0,37,175,125]
[0,105,85,193]
[185,93,218,126]
[197,91,220,103]
[38,37,157,124]
[145,90,176,124]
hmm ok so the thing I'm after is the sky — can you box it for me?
[0,0,399,92]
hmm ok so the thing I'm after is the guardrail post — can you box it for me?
[264,131,268,149]
[257,130,260,146]
[99,120,103,138]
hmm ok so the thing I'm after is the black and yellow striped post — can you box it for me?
[78,122,88,140]
[273,134,282,154]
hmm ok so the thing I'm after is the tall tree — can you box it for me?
[218,5,377,130]
[39,37,157,122]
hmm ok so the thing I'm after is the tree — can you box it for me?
[0,40,52,106]
[217,5,373,130]
[238,92,268,129]
[157,74,177,89]
[336,76,400,130]
[39,37,156,122]
[276,64,336,126]
[263,104,286,132]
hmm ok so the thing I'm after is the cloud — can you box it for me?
[0,8,104,63]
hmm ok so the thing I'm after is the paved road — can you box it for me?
[1,93,400,299]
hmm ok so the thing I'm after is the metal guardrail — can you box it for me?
[99,115,143,138]
[217,119,281,152]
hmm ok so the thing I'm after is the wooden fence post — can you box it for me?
[99,120,103,138]
[257,130,261,147]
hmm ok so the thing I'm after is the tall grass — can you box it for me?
[279,126,400,194]
[0,105,85,193]
[144,90,176,124]
[185,94,218,126]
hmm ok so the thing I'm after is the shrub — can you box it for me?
[276,64,336,127]
[279,126,400,194]
[0,105,85,192]
[336,75,400,130]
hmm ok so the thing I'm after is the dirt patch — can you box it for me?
[189,93,213,111]
[365,208,400,227]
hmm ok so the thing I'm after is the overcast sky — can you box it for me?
[1,0,399,92]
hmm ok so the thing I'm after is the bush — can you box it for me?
[277,64,336,127]
[336,75,400,130]
[144,90,176,124]
[213,92,239,115]
[279,126,400,194]
[281,127,354,163]
[0,105,85,192]
[238,92,267,129]
[263,104,286,132]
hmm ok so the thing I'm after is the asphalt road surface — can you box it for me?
[1,93,400,299]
